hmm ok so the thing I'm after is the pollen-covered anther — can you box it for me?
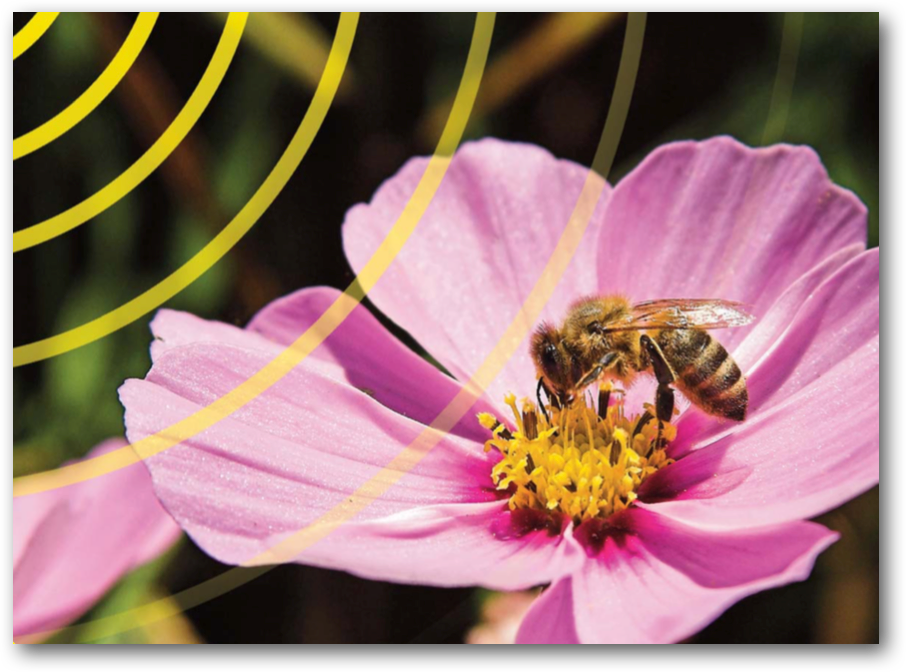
[478,394,675,523]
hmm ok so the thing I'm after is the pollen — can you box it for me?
[479,391,675,523]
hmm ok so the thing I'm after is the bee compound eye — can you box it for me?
[542,342,558,370]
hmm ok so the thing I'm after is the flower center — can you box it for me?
[478,388,675,523]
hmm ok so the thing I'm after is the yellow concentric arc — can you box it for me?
[17,11,648,643]
[12,12,247,254]
[13,11,60,60]
[13,12,160,160]
[12,8,482,496]
[13,12,251,369]
[11,12,355,371]
[13,12,356,498]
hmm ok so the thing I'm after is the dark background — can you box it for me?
[13,12,879,643]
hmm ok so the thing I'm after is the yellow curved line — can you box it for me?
[11,12,352,370]
[13,12,249,369]
[13,12,160,160]
[16,12,646,643]
[12,12,248,254]
[13,11,60,60]
[13,8,483,496]
[13,12,360,498]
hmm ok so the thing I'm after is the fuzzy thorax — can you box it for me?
[478,392,675,523]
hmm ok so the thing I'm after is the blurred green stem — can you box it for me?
[419,12,621,144]
[92,12,281,311]
[211,12,355,98]
[762,12,804,145]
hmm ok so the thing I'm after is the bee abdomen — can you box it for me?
[655,329,748,422]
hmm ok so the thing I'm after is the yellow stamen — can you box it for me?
[477,413,499,431]
[479,394,675,523]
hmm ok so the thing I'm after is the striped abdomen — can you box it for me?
[652,328,747,421]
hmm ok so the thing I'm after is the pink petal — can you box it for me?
[597,137,867,352]
[13,481,63,570]
[730,244,865,372]
[343,138,610,403]
[247,286,499,443]
[516,509,838,644]
[288,502,583,590]
[120,343,516,576]
[513,576,581,644]
[744,248,878,414]
[149,309,279,362]
[14,440,180,640]
[641,250,878,528]
[151,287,498,443]
[671,246,876,455]
[129,341,496,490]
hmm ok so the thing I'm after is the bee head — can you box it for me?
[530,323,579,404]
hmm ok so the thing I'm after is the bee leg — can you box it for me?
[632,409,654,437]
[597,386,611,420]
[640,335,677,447]
[536,378,552,425]
[576,351,619,390]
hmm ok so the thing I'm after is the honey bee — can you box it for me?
[531,296,755,427]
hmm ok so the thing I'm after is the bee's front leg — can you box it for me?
[536,377,552,424]
[576,351,619,391]
[640,334,677,447]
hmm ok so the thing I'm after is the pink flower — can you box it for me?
[120,138,878,643]
[14,439,181,641]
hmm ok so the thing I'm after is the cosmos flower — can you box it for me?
[120,138,878,643]
[14,439,181,641]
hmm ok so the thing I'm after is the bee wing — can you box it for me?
[605,299,756,331]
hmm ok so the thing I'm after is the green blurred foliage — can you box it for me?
[620,13,879,247]
[165,213,231,311]
[209,54,282,214]
[209,12,346,94]
[75,558,171,644]
[13,12,289,475]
